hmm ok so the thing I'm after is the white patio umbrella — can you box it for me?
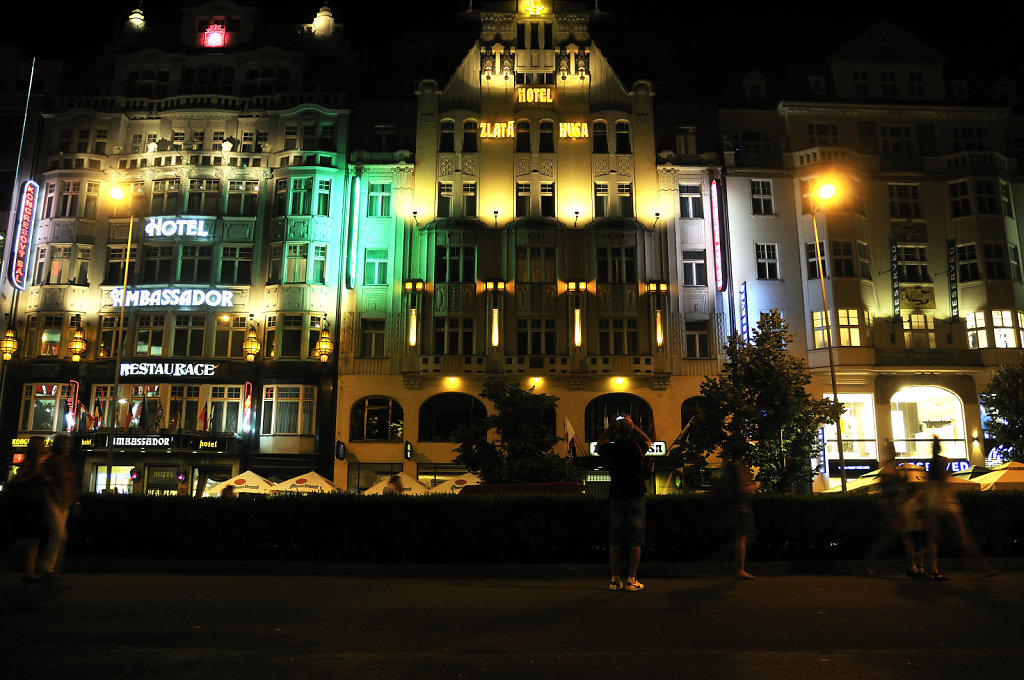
[206,470,274,496]
[362,471,428,495]
[426,472,482,494]
[973,461,1024,490]
[271,471,337,494]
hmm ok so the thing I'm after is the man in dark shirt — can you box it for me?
[597,415,652,591]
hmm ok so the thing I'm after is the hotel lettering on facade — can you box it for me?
[2,4,1022,493]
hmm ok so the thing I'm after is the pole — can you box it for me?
[811,208,847,492]
[104,209,133,492]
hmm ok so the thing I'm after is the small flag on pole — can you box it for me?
[564,417,586,458]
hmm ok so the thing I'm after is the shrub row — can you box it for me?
[5,491,1022,565]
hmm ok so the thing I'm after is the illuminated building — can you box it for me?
[0,3,351,493]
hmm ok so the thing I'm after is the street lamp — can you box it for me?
[809,181,848,492]
[104,185,136,492]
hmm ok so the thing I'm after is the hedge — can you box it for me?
[3,491,1022,565]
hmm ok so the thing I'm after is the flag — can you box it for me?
[156,402,164,429]
[197,402,209,433]
[129,400,142,429]
[93,403,103,432]
[140,398,149,429]
[564,417,586,458]
[78,401,91,431]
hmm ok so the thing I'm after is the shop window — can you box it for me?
[418,393,487,441]
[890,386,966,459]
[820,393,878,467]
[350,396,403,441]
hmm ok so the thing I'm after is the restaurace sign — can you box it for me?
[120,361,219,377]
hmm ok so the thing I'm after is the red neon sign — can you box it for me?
[710,180,724,292]
[242,381,253,433]
[203,24,226,48]
[9,180,38,290]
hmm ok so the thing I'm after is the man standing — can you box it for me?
[597,415,652,591]
[39,433,77,578]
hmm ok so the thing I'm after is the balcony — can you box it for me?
[418,355,487,373]
[503,355,569,373]
[923,150,1015,174]
[586,355,653,374]
[785,146,873,172]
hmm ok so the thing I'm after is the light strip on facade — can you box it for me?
[491,307,500,347]
[345,176,361,290]
[573,307,582,347]
[710,179,724,292]
[655,309,664,347]
[408,308,418,346]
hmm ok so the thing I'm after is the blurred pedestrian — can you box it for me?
[1,436,49,583]
[39,433,77,579]
[862,440,910,576]
[383,475,404,495]
[716,441,759,580]
[924,435,996,580]
[901,483,927,578]
[597,414,652,591]
[221,485,236,498]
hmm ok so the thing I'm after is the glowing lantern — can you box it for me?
[67,326,87,362]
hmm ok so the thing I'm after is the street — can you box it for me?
[2,565,1022,679]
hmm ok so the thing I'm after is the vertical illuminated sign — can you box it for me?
[739,282,749,342]
[9,180,38,290]
[946,238,959,320]
[66,379,80,432]
[242,381,253,433]
[710,180,724,291]
[889,237,900,317]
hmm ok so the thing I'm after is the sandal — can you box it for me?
[927,572,949,581]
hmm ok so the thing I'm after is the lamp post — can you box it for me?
[104,185,135,492]
[810,182,848,492]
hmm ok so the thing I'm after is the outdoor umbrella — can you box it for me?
[953,465,991,480]
[271,471,337,494]
[426,472,482,494]
[206,470,274,495]
[362,471,428,495]
[972,461,1024,490]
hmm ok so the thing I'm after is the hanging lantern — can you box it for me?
[67,326,87,362]
[315,323,333,363]
[0,328,18,361]
[242,326,261,362]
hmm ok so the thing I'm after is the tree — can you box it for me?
[980,356,1024,461]
[679,309,843,492]
[452,377,581,484]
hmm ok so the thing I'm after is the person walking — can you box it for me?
[862,440,910,576]
[596,414,652,592]
[38,433,77,579]
[1,436,49,583]
[717,441,759,580]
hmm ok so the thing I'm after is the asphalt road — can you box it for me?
[2,565,1022,679]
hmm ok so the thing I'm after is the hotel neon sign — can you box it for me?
[145,216,210,238]
[558,122,589,139]
[521,0,547,14]
[516,87,554,103]
[482,121,590,139]
[9,180,38,290]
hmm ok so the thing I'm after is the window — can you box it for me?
[538,121,554,152]
[219,246,253,284]
[289,178,312,215]
[617,183,633,217]
[594,183,609,218]
[360,318,386,357]
[953,127,984,151]
[966,311,988,349]
[751,180,773,215]
[807,123,839,147]
[285,244,308,283]
[262,386,316,435]
[142,245,173,283]
[134,314,166,357]
[187,178,220,214]
[438,182,454,218]
[439,120,455,152]
[880,71,897,96]
[880,126,913,154]
[734,131,770,164]
[599,318,638,355]
[678,185,703,219]
[1009,244,1022,282]
[83,182,99,219]
[315,179,331,216]
[350,396,403,441]
[950,180,971,218]
[1001,182,1014,218]
[58,181,80,217]
[596,247,637,284]
[20,384,72,432]
[992,310,1016,348]
[462,121,478,152]
[592,122,608,153]
[274,179,288,216]
[210,386,242,434]
[434,317,474,354]
[902,313,935,349]
[367,182,392,217]
[311,244,327,285]
[958,244,980,282]
[615,121,631,154]
[435,245,475,283]
[837,309,861,346]
[896,245,929,283]
[681,250,707,286]
[811,311,831,349]
[152,178,181,214]
[179,245,212,284]
[516,318,555,355]
[105,245,137,285]
[214,316,247,358]
[516,246,555,282]
[1019,311,1024,348]
[756,243,779,279]
[99,316,124,359]
[363,249,388,285]
[42,182,56,217]
[279,315,303,357]
[806,242,826,280]
[540,182,555,217]
[372,125,395,152]
[984,243,1007,279]
[419,393,488,442]
[858,242,872,281]
[462,182,477,217]
[976,180,999,215]
[832,240,856,277]
[168,385,200,432]
[684,321,710,358]
[888,184,922,219]
[173,315,206,356]
[516,182,530,217]
[264,316,277,358]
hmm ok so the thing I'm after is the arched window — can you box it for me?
[680,396,708,435]
[584,393,654,442]
[351,396,404,441]
[419,392,488,441]
[439,120,455,152]
[890,386,967,459]
[615,121,631,154]
[592,121,608,153]
[515,120,531,153]
[462,120,478,153]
